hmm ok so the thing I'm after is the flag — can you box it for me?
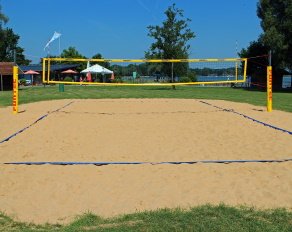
[44,32,61,50]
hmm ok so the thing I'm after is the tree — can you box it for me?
[238,0,291,89]
[0,4,30,65]
[0,28,30,65]
[238,40,269,85]
[0,28,31,65]
[59,46,86,70]
[257,0,292,71]
[61,46,85,59]
[145,4,195,81]
[91,53,110,69]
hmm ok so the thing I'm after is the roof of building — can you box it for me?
[0,62,23,75]
[1,62,80,78]
[19,64,79,72]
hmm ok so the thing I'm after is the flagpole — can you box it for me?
[59,36,61,57]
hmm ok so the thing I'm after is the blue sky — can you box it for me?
[2,0,262,63]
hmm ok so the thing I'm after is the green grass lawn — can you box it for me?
[0,85,292,112]
[1,205,291,232]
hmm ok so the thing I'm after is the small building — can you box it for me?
[1,62,81,90]
[0,62,23,91]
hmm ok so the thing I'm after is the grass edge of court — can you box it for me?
[1,204,292,231]
[1,86,292,112]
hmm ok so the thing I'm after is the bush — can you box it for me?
[111,76,123,83]
[179,76,192,82]
[19,78,27,85]
[64,76,73,82]
[188,72,197,82]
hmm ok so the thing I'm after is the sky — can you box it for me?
[2,0,262,64]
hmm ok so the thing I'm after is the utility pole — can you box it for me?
[171,61,176,90]
[171,62,174,82]
[0,73,3,92]
[13,49,16,63]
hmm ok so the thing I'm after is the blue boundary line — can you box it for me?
[199,100,292,135]
[3,158,292,166]
[0,101,74,144]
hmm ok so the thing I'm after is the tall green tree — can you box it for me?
[0,4,30,65]
[0,28,30,65]
[91,53,110,69]
[61,46,85,59]
[59,46,86,70]
[239,0,291,89]
[146,3,195,81]
[239,40,269,85]
[257,0,292,71]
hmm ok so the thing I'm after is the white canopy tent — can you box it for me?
[81,64,113,74]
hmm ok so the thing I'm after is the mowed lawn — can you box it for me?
[0,85,292,112]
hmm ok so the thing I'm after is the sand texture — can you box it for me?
[0,99,291,224]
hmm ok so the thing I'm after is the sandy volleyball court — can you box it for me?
[0,99,292,224]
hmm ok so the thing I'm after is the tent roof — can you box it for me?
[81,64,113,74]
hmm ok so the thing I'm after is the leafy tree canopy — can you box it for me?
[238,0,291,88]
[145,3,195,80]
[0,4,30,65]
[257,0,292,71]
[91,53,110,69]
[61,46,85,59]
[57,48,110,71]
[0,28,30,65]
[239,40,269,82]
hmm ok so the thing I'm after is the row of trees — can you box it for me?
[53,46,197,80]
[2,1,290,87]
[57,1,292,86]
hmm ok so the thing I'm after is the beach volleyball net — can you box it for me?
[42,57,247,86]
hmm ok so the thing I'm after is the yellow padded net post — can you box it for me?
[12,66,19,114]
[267,66,272,112]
